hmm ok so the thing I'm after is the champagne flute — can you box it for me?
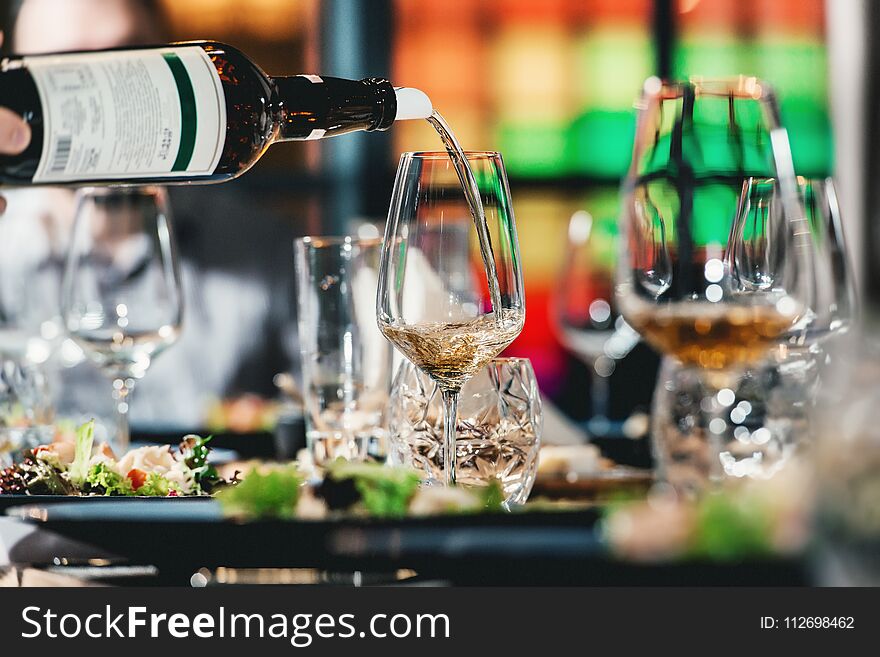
[377,151,525,486]
[61,187,183,451]
[617,78,813,491]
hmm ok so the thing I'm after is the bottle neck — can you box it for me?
[272,75,396,141]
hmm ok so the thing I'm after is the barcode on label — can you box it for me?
[49,135,72,173]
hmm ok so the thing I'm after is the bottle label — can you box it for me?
[25,46,226,183]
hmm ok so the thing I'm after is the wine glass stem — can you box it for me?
[591,369,610,422]
[113,378,133,453]
[440,388,460,486]
[700,369,739,484]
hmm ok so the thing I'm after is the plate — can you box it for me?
[8,499,604,581]
[0,493,214,513]
[5,499,809,586]
[532,466,653,499]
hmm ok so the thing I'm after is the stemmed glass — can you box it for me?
[725,177,857,473]
[552,209,639,436]
[61,187,183,451]
[650,176,854,488]
[785,177,857,346]
[617,78,814,491]
[377,151,525,486]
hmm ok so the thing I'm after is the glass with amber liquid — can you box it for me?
[617,79,814,494]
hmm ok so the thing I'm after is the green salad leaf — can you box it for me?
[478,480,505,513]
[179,434,222,493]
[20,458,77,496]
[689,493,774,561]
[326,461,421,519]
[216,466,303,519]
[85,462,133,496]
[67,420,95,486]
[137,472,175,497]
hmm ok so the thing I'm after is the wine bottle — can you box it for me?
[0,40,433,185]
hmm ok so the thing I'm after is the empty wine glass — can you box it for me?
[552,209,639,436]
[733,177,856,469]
[788,177,858,346]
[61,187,183,451]
[618,78,814,492]
[377,151,525,486]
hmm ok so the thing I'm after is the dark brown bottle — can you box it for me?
[0,40,432,185]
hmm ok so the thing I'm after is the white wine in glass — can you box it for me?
[377,151,525,485]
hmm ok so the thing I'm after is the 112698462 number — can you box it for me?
[784,617,854,629]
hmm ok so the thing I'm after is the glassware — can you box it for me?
[0,332,54,467]
[0,252,55,465]
[651,177,858,491]
[61,187,183,452]
[617,78,814,494]
[737,176,857,439]
[552,209,639,436]
[295,236,392,467]
[786,177,857,346]
[389,357,542,506]
[377,151,525,485]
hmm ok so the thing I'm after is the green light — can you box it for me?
[568,110,636,177]
[497,121,568,177]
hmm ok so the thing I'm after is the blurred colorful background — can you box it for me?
[139,0,842,428]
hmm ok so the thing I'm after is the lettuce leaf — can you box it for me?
[67,420,95,486]
[478,479,505,513]
[137,472,175,497]
[216,466,303,519]
[326,461,421,519]
[86,462,133,496]
[19,458,77,495]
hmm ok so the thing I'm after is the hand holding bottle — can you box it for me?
[0,40,430,187]
[0,31,32,212]
[0,108,31,215]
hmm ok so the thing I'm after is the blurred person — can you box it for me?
[0,0,300,430]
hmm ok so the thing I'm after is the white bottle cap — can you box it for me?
[394,87,433,120]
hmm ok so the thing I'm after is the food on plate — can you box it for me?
[217,459,504,520]
[215,465,304,519]
[603,466,811,562]
[536,444,610,478]
[0,421,226,497]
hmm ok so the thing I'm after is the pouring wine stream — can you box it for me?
[426,111,505,321]
[395,88,503,318]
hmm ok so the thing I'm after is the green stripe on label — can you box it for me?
[163,53,197,171]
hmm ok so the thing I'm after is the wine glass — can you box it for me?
[552,209,639,436]
[61,187,183,452]
[377,151,525,486]
[788,177,858,346]
[617,78,813,491]
[728,177,856,474]
[650,175,855,488]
